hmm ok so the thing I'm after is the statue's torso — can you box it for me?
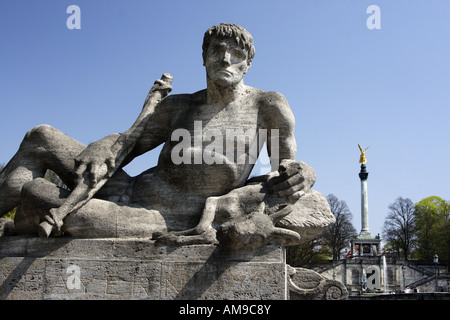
[156,91,264,197]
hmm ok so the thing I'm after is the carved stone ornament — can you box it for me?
[288,266,349,300]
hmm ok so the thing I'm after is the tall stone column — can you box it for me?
[358,164,371,238]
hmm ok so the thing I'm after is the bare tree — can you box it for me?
[382,197,416,260]
[286,237,331,268]
[44,169,68,190]
[322,194,357,260]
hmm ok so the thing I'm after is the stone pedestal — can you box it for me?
[0,236,348,300]
[0,237,287,300]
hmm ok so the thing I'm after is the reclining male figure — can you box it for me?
[0,24,321,244]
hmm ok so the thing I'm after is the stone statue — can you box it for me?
[0,23,335,250]
[358,144,369,164]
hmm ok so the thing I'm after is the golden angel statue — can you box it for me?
[358,144,369,164]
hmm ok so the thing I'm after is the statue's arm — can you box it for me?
[37,76,174,237]
[262,92,316,201]
[118,94,177,167]
[74,76,173,184]
[262,92,297,168]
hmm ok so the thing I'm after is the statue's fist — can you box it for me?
[266,160,316,201]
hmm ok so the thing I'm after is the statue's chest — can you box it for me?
[173,103,261,136]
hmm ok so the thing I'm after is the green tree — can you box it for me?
[414,196,450,263]
[2,207,16,220]
[432,217,450,265]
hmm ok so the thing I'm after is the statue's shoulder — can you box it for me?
[252,88,289,115]
[164,89,206,105]
[241,85,285,104]
[251,88,293,127]
[156,90,205,117]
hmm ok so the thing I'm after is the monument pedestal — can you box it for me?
[0,237,288,300]
[0,236,347,300]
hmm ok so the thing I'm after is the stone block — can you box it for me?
[0,237,287,300]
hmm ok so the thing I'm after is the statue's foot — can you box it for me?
[155,228,218,246]
[37,208,64,238]
[48,208,64,231]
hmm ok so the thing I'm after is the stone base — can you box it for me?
[0,237,288,300]
[0,236,348,300]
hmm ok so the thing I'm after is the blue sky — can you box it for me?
[1,0,449,240]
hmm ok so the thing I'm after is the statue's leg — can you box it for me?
[0,124,85,216]
[15,178,70,234]
[155,196,222,245]
[130,169,206,232]
[62,199,168,238]
[167,196,220,236]
[15,178,168,238]
[156,184,264,245]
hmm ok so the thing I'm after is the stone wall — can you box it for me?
[0,237,288,300]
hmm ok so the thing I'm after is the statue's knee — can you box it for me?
[25,124,55,143]
[21,178,69,207]
[14,178,61,235]
[21,178,48,204]
[21,178,47,196]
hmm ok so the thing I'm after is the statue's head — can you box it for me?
[202,23,255,67]
[202,23,255,64]
[202,23,255,87]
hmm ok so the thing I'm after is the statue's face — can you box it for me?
[204,37,251,87]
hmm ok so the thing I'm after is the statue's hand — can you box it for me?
[74,139,116,188]
[266,159,316,201]
[145,77,173,104]
[151,79,173,96]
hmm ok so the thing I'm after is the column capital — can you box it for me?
[359,164,369,180]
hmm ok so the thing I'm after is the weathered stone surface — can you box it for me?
[288,266,349,300]
[0,237,287,300]
[277,190,336,242]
